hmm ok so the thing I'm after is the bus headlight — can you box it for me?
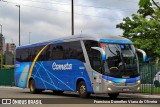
[107,80,113,84]
[108,88,112,91]
[137,80,141,84]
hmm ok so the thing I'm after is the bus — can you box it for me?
[15,34,146,98]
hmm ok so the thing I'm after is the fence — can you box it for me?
[0,69,14,86]
[140,63,160,94]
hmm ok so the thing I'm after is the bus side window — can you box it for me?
[16,49,22,62]
[31,46,43,61]
[84,40,101,72]
[90,49,102,72]
[49,44,64,60]
[69,41,85,62]
[43,45,50,61]
[62,42,70,59]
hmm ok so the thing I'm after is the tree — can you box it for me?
[116,0,160,63]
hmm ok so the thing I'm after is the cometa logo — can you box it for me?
[52,62,72,70]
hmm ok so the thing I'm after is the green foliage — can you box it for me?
[138,0,154,17]
[116,0,160,58]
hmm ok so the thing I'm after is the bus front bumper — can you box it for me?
[104,81,141,93]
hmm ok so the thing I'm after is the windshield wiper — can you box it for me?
[108,45,117,56]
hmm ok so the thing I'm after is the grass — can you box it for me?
[2,65,14,69]
[140,87,160,94]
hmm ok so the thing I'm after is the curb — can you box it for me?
[120,93,160,98]
[0,86,21,89]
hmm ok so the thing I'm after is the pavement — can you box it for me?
[0,86,160,107]
[0,86,23,89]
[120,93,160,98]
[0,86,160,98]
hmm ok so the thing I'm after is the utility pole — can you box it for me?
[71,0,74,35]
[16,5,20,46]
[29,32,31,44]
[1,0,21,45]
[0,24,2,34]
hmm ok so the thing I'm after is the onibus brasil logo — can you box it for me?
[52,62,72,70]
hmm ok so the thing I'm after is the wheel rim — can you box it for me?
[80,85,86,94]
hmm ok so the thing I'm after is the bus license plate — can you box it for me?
[123,88,130,91]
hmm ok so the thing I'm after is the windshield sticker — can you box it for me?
[120,45,124,49]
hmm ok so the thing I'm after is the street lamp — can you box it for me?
[16,5,20,46]
[0,24,2,34]
[71,0,74,35]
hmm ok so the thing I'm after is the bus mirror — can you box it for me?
[136,48,147,62]
[91,47,106,61]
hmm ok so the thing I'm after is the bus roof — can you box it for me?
[17,34,132,49]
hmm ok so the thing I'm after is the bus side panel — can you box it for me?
[31,60,75,91]
[31,61,57,90]
[30,60,93,92]
[15,61,31,88]
[75,64,93,93]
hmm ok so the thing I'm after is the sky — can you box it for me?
[0,0,156,46]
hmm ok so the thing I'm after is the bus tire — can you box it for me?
[78,81,90,98]
[52,90,64,95]
[108,93,119,99]
[154,80,160,87]
[29,79,41,94]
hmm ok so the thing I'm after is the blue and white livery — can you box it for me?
[15,34,146,98]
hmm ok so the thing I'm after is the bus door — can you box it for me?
[90,49,103,93]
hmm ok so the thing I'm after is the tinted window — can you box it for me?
[37,47,46,61]
[16,49,29,62]
[16,41,85,62]
[90,49,102,72]
[16,46,43,62]
[22,48,29,62]
[84,40,99,61]
[49,43,65,60]
[84,40,101,71]
[16,49,23,62]
[48,41,85,62]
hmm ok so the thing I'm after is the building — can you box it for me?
[5,43,16,53]
[0,34,5,54]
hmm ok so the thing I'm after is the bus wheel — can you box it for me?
[154,80,160,87]
[108,93,119,98]
[52,90,64,95]
[29,79,41,94]
[78,81,90,98]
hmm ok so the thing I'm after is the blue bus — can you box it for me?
[15,34,146,98]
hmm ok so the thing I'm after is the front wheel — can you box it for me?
[108,93,119,98]
[78,81,90,98]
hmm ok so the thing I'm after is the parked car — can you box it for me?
[153,71,160,87]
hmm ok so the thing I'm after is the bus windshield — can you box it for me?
[104,43,139,78]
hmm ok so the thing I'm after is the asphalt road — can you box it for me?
[0,87,159,107]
